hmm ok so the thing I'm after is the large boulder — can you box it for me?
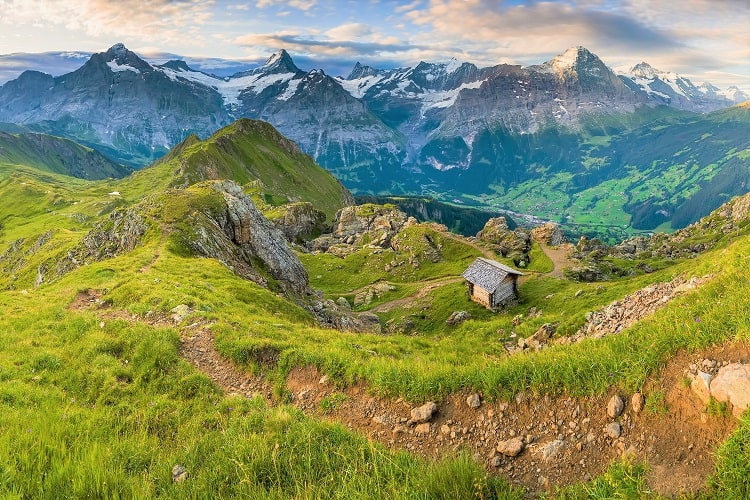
[207,180,310,295]
[531,222,567,246]
[271,202,327,243]
[710,363,750,417]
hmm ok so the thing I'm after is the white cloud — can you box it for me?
[256,0,317,10]
[0,0,216,48]
[326,23,373,40]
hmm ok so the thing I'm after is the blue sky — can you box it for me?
[0,0,748,90]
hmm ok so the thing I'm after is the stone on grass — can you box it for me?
[172,464,188,483]
[170,304,191,323]
[446,311,471,326]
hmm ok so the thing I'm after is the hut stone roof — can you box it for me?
[461,257,523,293]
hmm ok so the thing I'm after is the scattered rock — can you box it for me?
[410,402,438,423]
[689,371,713,404]
[392,424,407,435]
[414,423,431,435]
[539,439,565,461]
[172,464,188,483]
[496,437,525,457]
[466,393,482,409]
[490,456,502,467]
[605,422,622,439]
[570,275,711,342]
[710,363,750,417]
[607,395,625,418]
[446,310,471,326]
[631,393,644,414]
[170,304,191,323]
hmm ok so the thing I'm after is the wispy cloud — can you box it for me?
[236,31,422,58]
[0,0,216,48]
[256,0,317,11]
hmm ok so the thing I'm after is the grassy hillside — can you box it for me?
[152,119,353,222]
[432,105,750,242]
[1,123,749,497]
[0,131,131,180]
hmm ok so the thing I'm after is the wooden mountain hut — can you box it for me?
[461,257,523,310]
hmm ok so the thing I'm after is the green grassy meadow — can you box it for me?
[1,122,750,497]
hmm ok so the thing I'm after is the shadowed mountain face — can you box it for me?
[0,44,748,239]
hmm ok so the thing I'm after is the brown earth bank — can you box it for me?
[70,289,746,497]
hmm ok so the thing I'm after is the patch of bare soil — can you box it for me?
[180,327,274,401]
[69,289,110,310]
[371,276,463,313]
[541,243,574,279]
[285,343,747,497]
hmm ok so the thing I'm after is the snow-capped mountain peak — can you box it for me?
[260,49,301,75]
[104,43,129,61]
[98,43,153,74]
[541,46,609,80]
[629,62,659,79]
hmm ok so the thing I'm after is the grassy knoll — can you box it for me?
[2,126,750,496]
[0,250,519,498]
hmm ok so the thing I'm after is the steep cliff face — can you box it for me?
[168,181,310,295]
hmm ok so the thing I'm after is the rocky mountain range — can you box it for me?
[0,44,748,238]
[1,44,744,174]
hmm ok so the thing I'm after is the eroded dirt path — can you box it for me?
[540,243,574,278]
[71,289,745,498]
[370,276,463,313]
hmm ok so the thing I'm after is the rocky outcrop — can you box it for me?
[310,298,381,333]
[311,204,417,256]
[477,217,532,267]
[570,193,750,281]
[271,202,327,243]
[531,222,567,246]
[51,207,148,283]
[189,180,310,295]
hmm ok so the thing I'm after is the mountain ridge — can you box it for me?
[0,44,748,240]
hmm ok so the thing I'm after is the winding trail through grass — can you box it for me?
[539,243,573,278]
[68,286,741,497]
[369,276,463,313]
